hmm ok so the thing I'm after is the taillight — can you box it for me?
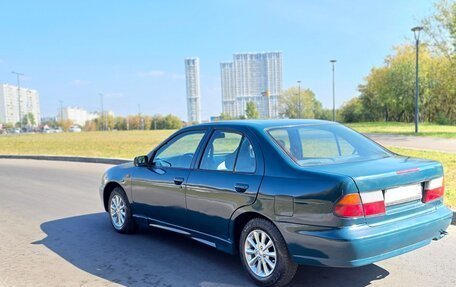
[423,177,444,203]
[360,190,386,216]
[334,194,364,217]
[334,191,385,218]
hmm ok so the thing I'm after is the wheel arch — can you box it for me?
[230,210,278,254]
[103,182,123,212]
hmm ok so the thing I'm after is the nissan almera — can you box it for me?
[100,120,451,286]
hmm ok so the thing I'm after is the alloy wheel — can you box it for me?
[244,229,277,278]
[110,194,126,229]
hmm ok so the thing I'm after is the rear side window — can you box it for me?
[269,129,290,151]
[235,137,256,173]
[200,131,243,171]
[200,130,256,173]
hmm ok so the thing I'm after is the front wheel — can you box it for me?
[240,218,297,287]
[108,187,136,234]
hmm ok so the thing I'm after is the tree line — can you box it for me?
[48,114,184,132]
[340,0,455,124]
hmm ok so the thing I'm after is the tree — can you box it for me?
[84,120,97,131]
[2,122,13,129]
[340,97,365,123]
[21,115,28,126]
[114,116,127,130]
[22,113,36,127]
[422,0,456,59]
[245,102,259,119]
[279,87,323,119]
[162,114,183,129]
[126,115,141,130]
[151,114,164,129]
[59,119,73,131]
[420,0,456,123]
[219,113,234,120]
[341,41,456,124]
[106,115,115,130]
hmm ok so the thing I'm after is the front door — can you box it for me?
[131,130,207,227]
[186,129,264,239]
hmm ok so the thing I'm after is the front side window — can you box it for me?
[268,124,391,166]
[153,131,205,168]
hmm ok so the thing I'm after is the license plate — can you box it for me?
[384,183,422,206]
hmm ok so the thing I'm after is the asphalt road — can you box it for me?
[0,159,455,287]
[366,133,456,153]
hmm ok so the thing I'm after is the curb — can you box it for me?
[0,155,130,165]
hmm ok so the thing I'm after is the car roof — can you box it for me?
[184,119,337,132]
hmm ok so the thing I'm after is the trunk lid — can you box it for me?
[307,155,444,226]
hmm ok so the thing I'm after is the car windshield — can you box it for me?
[268,124,392,166]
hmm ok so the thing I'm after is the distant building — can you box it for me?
[185,58,202,123]
[40,116,56,124]
[210,115,221,122]
[0,84,41,125]
[220,52,282,118]
[57,106,102,126]
[220,62,236,117]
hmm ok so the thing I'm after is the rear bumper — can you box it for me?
[276,205,452,267]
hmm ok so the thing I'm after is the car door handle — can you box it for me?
[173,177,185,185]
[234,183,249,193]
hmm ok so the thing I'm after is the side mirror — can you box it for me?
[134,155,149,167]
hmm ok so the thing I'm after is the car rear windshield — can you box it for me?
[268,124,392,166]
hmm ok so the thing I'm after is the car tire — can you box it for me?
[239,218,298,287]
[108,187,136,234]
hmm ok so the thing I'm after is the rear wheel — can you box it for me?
[239,218,298,287]
[108,187,136,234]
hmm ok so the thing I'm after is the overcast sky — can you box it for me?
[0,0,434,120]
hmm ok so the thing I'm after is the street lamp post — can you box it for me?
[330,60,337,121]
[99,93,104,131]
[297,80,301,119]
[11,71,24,129]
[411,26,423,133]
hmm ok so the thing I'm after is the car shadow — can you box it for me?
[453,211,456,225]
[35,213,389,286]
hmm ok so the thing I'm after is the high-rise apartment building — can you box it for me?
[220,52,282,118]
[220,62,236,117]
[185,58,201,123]
[57,106,101,126]
[0,84,41,125]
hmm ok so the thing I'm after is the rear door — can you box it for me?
[185,128,264,239]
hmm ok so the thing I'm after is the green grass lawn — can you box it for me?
[348,122,456,138]
[0,130,454,207]
[0,130,175,159]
